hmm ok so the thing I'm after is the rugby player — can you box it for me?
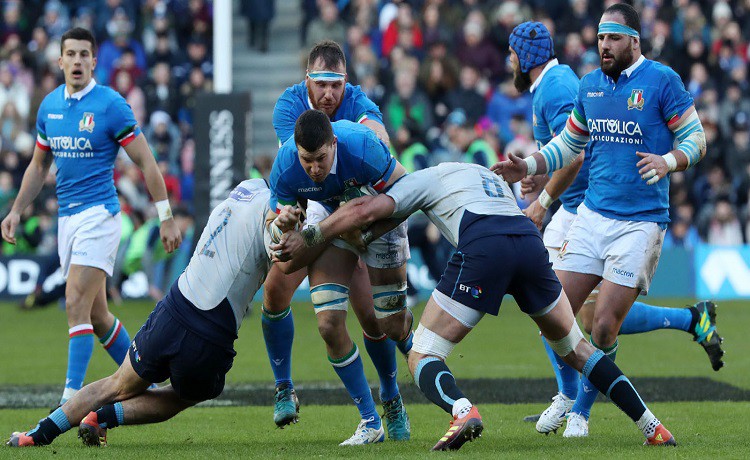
[0,27,181,407]
[507,21,723,435]
[272,162,678,450]
[264,40,408,437]
[7,179,296,448]
[494,3,710,439]
[266,110,411,445]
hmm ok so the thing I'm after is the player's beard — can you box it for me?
[307,84,342,117]
[513,68,532,93]
[601,45,634,80]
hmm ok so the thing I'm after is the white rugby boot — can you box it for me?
[563,412,589,438]
[339,418,385,446]
[535,393,574,434]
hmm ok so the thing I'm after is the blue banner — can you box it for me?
[695,244,750,299]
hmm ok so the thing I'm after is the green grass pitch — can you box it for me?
[0,297,748,457]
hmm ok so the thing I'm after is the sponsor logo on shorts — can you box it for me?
[72,250,87,257]
[131,342,141,362]
[458,284,483,299]
[376,251,398,259]
[612,267,635,278]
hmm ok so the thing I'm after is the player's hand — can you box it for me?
[1,210,20,244]
[269,231,305,263]
[523,199,547,230]
[490,152,528,183]
[636,151,669,185]
[520,174,549,198]
[276,205,301,232]
[340,228,367,252]
[159,218,182,253]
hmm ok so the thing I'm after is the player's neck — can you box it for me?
[65,79,93,98]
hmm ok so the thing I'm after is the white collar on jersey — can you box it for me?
[330,142,338,174]
[64,78,96,100]
[622,55,645,78]
[529,58,559,94]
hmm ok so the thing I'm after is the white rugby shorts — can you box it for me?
[552,203,665,294]
[305,200,410,269]
[58,204,122,279]
[542,206,577,251]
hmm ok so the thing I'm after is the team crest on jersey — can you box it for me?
[79,112,95,132]
[627,89,645,111]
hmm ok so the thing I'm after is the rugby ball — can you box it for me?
[340,184,376,204]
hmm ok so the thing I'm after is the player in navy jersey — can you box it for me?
[266,110,411,445]
[7,180,300,448]
[263,41,410,440]
[1,28,182,407]
[508,21,724,435]
[495,4,715,438]
[271,162,678,450]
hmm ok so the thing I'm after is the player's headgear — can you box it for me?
[509,21,554,73]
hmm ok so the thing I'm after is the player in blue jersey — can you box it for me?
[264,40,410,439]
[0,28,182,407]
[508,21,724,435]
[495,4,716,438]
[7,179,301,448]
[266,110,411,445]
[271,162,678,450]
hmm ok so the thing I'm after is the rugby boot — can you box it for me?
[339,418,385,445]
[563,412,589,438]
[6,432,35,447]
[689,301,725,371]
[536,392,574,434]
[431,405,483,451]
[644,423,677,446]
[382,393,410,440]
[78,411,107,447]
[273,384,300,428]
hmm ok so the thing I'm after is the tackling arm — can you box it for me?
[362,119,391,148]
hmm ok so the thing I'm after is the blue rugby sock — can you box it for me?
[27,408,71,445]
[414,357,467,415]
[262,305,294,388]
[363,332,399,401]
[571,339,618,420]
[96,402,125,428]
[581,350,648,423]
[541,333,578,399]
[619,302,693,334]
[99,317,131,365]
[330,345,380,429]
[62,324,95,404]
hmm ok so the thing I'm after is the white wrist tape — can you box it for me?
[538,189,554,209]
[155,200,173,222]
[524,156,538,176]
[662,152,678,172]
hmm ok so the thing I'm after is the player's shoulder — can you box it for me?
[579,67,605,88]
[277,81,307,105]
[38,85,66,111]
[642,59,682,83]
[94,84,126,103]
[538,65,579,97]
[333,120,375,148]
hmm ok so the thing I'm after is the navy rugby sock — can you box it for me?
[571,339,617,419]
[27,408,71,445]
[580,349,647,422]
[96,402,125,428]
[262,305,294,388]
[414,357,466,415]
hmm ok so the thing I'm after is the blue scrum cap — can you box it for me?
[509,21,554,73]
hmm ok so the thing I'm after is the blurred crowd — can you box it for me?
[0,0,213,297]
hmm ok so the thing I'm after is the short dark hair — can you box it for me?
[294,110,334,152]
[60,27,97,54]
[603,3,641,35]
[307,40,346,70]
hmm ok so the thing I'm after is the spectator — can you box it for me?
[144,110,182,175]
[421,3,451,50]
[707,199,744,245]
[96,12,148,84]
[242,0,275,53]
[384,66,433,139]
[382,2,422,58]
[113,69,147,127]
[0,62,30,121]
[663,216,701,250]
[455,15,504,82]
[486,80,533,144]
[174,35,213,84]
[725,112,750,179]
[445,65,486,125]
[144,62,180,120]
[306,1,346,50]
[38,0,70,41]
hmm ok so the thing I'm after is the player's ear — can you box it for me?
[91,56,97,70]
[58,55,63,70]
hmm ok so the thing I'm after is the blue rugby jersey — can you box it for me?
[272,81,384,144]
[531,61,590,214]
[36,80,141,217]
[572,57,693,223]
[269,120,396,213]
